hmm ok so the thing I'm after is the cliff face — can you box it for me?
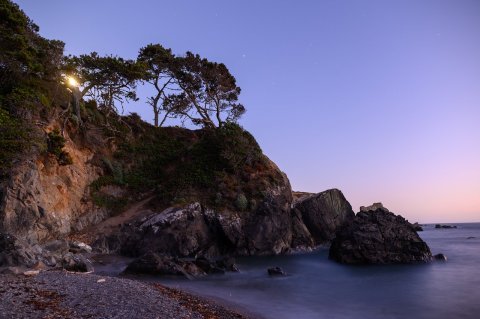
[292,189,354,245]
[0,114,315,260]
[0,127,107,245]
[94,165,295,257]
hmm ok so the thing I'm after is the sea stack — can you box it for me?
[329,203,432,264]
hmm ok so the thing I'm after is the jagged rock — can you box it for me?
[97,170,297,258]
[360,202,388,212]
[0,233,41,267]
[215,256,239,272]
[434,253,447,261]
[123,252,204,278]
[290,208,315,250]
[267,266,286,276]
[194,256,225,274]
[43,240,70,255]
[0,147,105,245]
[69,241,92,254]
[62,253,94,272]
[292,189,354,244]
[329,207,432,264]
[412,222,423,231]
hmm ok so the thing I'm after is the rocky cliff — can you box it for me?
[291,189,354,246]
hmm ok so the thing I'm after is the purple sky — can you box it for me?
[15,0,480,222]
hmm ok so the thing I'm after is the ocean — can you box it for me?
[156,223,480,319]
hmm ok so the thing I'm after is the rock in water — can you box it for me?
[123,252,192,277]
[292,189,354,244]
[435,224,457,229]
[329,206,432,264]
[434,253,447,261]
[267,266,287,276]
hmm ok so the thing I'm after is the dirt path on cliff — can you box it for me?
[72,196,155,243]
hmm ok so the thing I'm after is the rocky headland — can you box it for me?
[0,1,441,317]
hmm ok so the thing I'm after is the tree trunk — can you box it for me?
[154,109,159,127]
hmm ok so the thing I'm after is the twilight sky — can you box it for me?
[15,0,480,223]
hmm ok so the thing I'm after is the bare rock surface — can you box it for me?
[329,205,432,264]
[292,189,354,245]
[95,171,297,258]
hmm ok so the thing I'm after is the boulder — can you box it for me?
[292,189,354,244]
[0,233,42,267]
[69,241,93,254]
[61,253,94,272]
[434,253,447,261]
[329,206,432,264]
[267,266,286,276]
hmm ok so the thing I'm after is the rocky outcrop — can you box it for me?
[360,202,387,212]
[123,252,238,278]
[291,189,354,245]
[95,174,296,258]
[412,222,423,231]
[329,205,432,264]
[0,233,94,273]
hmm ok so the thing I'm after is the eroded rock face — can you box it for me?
[0,131,106,245]
[329,207,432,264]
[292,189,354,245]
[97,190,295,258]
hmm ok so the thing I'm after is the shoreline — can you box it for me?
[0,270,259,319]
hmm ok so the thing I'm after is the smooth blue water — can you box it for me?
[157,223,480,319]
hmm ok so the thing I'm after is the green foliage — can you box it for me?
[47,129,72,165]
[109,120,270,209]
[64,52,144,112]
[235,193,248,211]
[0,107,30,176]
[216,122,263,171]
[0,0,64,93]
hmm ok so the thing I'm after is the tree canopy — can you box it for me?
[169,52,245,129]
[137,44,177,127]
[0,0,64,94]
[64,53,144,114]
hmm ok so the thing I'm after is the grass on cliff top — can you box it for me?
[92,115,283,211]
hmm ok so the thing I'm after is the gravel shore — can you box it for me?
[0,271,253,319]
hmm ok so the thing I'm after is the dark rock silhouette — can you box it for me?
[291,189,354,245]
[434,253,447,261]
[267,266,286,276]
[329,205,432,264]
